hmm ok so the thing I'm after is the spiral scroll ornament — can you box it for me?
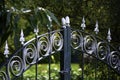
[8,56,23,76]
[51,32,63,52]
[108,51,120,69]
[38,36,50,57]
[97,42,109,60]
[84,35,97,54]
[23,43,37,69]
[0,71,8,80]
[71,31,83,49]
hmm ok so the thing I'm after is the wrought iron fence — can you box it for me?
[0,16,120,80]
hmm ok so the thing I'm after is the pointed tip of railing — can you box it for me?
[94,21,99,34]
[4,41,9,58]
[20,29,25,45]
[81,16,86,30]
[34,26,39,35]
[108,28,111,35]
[21,29,24,36]
[82,16,85,23]
[107,28,112,42]
[65,16,70,26]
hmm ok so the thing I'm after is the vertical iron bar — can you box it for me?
[66,26,71,80]
[95,59,97,80]
[81,52,84,80]
[107,66,110,80]
[6,58,10,80]
[35,34,38,80]
[21,73,23,80]
[48,29,51,80]
[81,32,84,80]
[95,42,98,80]
[60,27,66,80]
[35,61,38,80]
[20,45,23,80]
[60,26,71,80]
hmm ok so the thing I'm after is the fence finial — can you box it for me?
[20,29,25,45]
[34,26,39,35]
[4,41,9,58]
[81,17,86,30]
[94,21,99,34]
[62,17,66,28]
[65,16,70,26]
[107,28,112,42]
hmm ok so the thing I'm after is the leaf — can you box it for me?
[40,11,50,27]
[14,14,20,24]
[36,10,50,29]
[45,10,60,26]
[6,12,11,27]
[29,15,37,28]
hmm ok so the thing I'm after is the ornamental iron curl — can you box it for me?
[108,51,120,69]
[0,71,8,80]
[23,43,37,69]
[37,31,63,59]
[83,35,97,55]
[8,56,24,77]
[51,32,63,52]
[38,35,50,57]
[97,42,110,60]
[71,31,83,50]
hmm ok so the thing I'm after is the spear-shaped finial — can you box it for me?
[107,28,112,42]
[81,17,86,30]
[4,41,9,58]
[20,29,25,45]
[94,21,99,34]
[34,26,39,35]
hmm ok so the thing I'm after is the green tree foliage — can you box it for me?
[0,0,60,63]
[37,0,120,45]
[0,0,60,50]
[0,0,120,60]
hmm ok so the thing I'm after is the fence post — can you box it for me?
[60,17,71,80]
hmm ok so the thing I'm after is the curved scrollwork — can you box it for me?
[97,42,110,60]
[108,51,120,69]
[51,32,63,52]
[71,31,83,49]
[38,32,63,57]
[0,71,8,80]
[8,56,23,77]
[84,35,97,54]
[38,36,50,57]
[23,43,37,69]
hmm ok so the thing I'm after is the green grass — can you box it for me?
[17,63,120,80]
[23,63,80,80]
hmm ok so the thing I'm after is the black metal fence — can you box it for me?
[0,16,120,80]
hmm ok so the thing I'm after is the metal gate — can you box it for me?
[0,16,120,80]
